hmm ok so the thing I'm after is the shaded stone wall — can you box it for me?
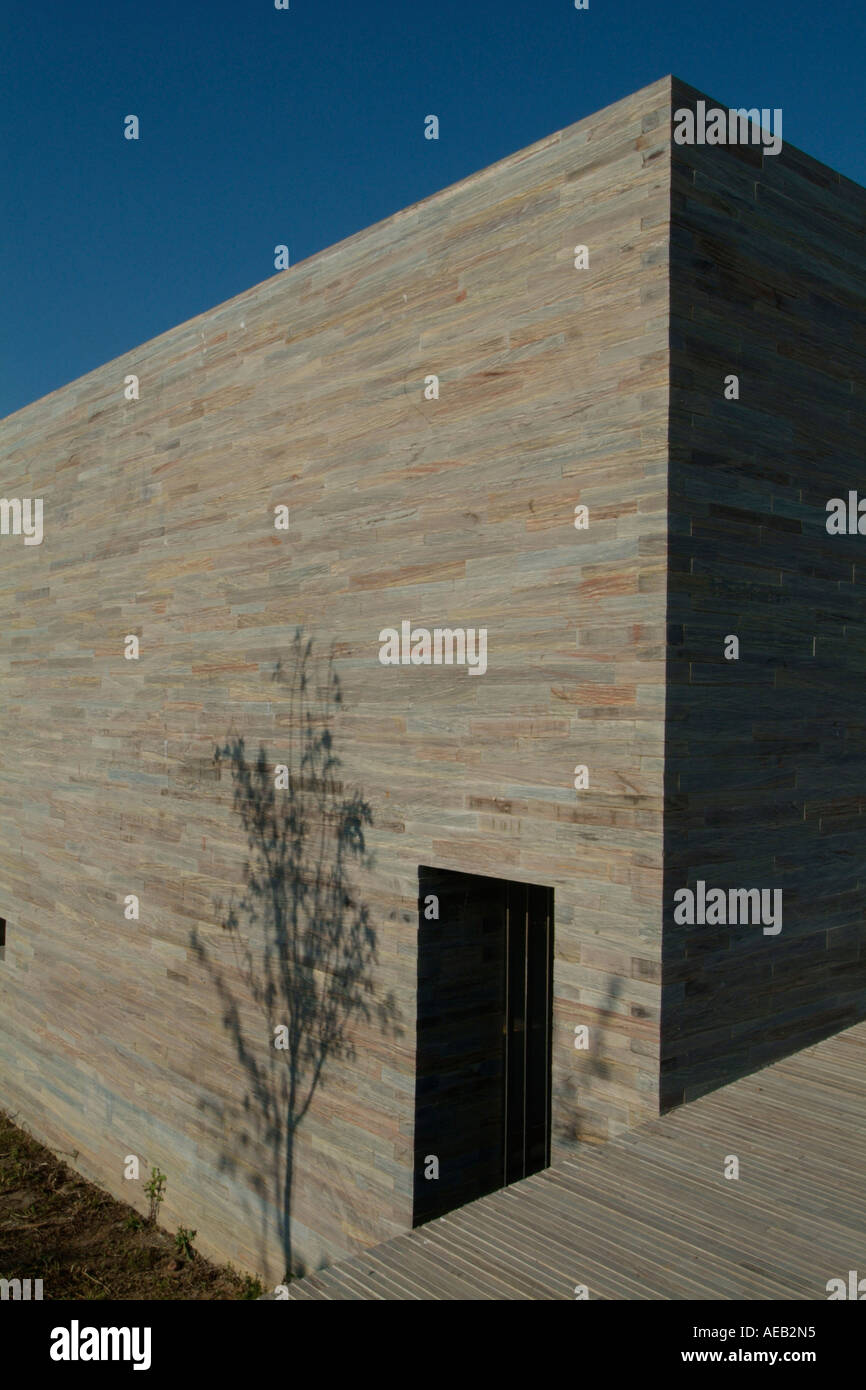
[662,78,866,1106]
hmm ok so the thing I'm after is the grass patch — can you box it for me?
[0,1109,261,1300]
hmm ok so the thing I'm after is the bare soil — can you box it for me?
[0,1109,263,1299]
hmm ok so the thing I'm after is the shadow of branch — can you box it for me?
[190,630,402,1280]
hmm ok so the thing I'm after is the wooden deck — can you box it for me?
[288,1022,866,1299]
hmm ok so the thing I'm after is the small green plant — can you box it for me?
[241,1274,264,1299]
[143,1166,167,1225]
[123,1213,143,1233]
[174,1226,197,1260]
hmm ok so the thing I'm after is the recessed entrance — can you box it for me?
[413,867,554,1226]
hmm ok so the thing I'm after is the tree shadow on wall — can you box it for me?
[554,975,624,1145]
[190,631,401,1281]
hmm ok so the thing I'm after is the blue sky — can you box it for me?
[2,0,863,419]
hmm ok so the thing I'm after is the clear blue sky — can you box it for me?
[2,0,863,419]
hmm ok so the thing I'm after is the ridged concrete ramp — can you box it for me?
[288,1022,866,1299]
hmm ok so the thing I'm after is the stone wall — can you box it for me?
[662,78,866,1105]
[0,77,671,1278]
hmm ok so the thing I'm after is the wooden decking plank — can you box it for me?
[615,1114,866,1201]
[336,1236,456,1300]
[290,1271,337,1297]
[288,1022,866,1300]
[462,1177,732,1299]
[409,1215,547,1298]
[447,1200,661,1299]
[322,1258,403,1300]
[411,1230,539,1300]
[602,1130,866,1232]
[361,1234,495,1300]
[305,1268,368,1300]
[415,1215,550,1297]
[354,1242,454,1300]
[534,1169,811,1298]
[519,1177,777,1299]
[544,1154,832,1277]
[422,1210,573,1298]
[695,1083,866,1150]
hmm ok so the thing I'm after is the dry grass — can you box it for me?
[0,1109,263,1300]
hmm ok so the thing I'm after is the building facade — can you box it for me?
[0,76,863,1282]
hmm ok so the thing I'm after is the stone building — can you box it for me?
[1,75,863,1281]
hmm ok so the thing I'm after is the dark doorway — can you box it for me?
[413,867,554,1226]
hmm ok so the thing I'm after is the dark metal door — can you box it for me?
[504,881,553,1184]
[414,868,553,1225]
